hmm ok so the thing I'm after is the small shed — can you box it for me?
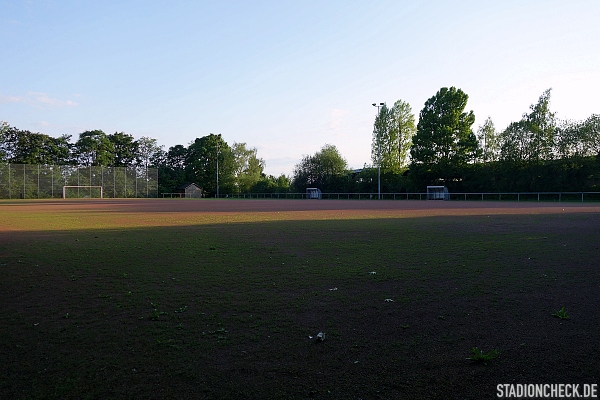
[426,186,449,200]
[177,183,203,198]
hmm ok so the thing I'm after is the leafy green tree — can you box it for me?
[500,120,529,164]
[497,89,559,191]
[50,135,73,165]
[524,88,556,163]
[167,144,188,170]
[410,87,478,185]
[108,132,139,167]
[391,100,417,170]
[0,125,71,165]
[292,144,348,191]
[555,114,600,159]
[74,130,114,166]
[231,142,265,193]
[251,174,291,193]
[136,136,163,169]
[0,121,8,162]
[186,134,235,196]
[581,114,600,156]
[372,100,416,173]
[477,117,500,163]
[154,144,187,193]
[411,87,477,167]
[372,103,393,171]
[500,89,556,165]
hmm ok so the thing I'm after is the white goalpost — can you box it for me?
[62,186,104,199]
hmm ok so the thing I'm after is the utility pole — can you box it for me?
[372,102,384,200]
[216,138,219,198]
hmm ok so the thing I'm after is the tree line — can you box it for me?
[293,87,600,193]
[2,86,598,196]
[0,124,289,196]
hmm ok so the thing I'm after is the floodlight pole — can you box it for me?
[216,139,220,198]
[372,102,384,200]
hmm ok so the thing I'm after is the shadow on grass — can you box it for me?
[1,213,599,399]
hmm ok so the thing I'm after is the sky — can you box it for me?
[1,0,599,176]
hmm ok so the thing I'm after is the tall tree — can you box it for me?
[49,134,73,165]
[136,136,163,170]
[371,103,394,171]
[410,86,478,184]
[500,89,556,164]
[186,134,235,196]
[372,100,416,172]
[555,114,600,160]
[0,121,8,162]
[74,130,114,166]
[390,99,417,170]
[581,114,600,156]
[524,88,556,163]
[154,144,188,195]
[251,174,291,193]
[108,132,139,167]
[167,144,188,170]
[231,142,265,193]
[477,117,500,163]
[292,144,348,191]
[500,120,530,164]
[0,126,71,165]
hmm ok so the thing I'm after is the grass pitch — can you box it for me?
[0,199,599,399]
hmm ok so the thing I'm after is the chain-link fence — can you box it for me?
[0,164,158,199]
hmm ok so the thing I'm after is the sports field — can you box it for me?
[1,199,599,399]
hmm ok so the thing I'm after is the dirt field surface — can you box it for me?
[3,197,600,214]
[1,199,599,399]
[2,198,600,230]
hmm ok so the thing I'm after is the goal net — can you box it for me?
[62,186,104,199]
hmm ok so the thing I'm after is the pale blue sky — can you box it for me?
[1,0,599,176]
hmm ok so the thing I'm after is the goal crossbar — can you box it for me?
[62,186,104,199]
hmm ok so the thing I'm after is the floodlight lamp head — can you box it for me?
[372,103,376,106]
[380,102,384,106]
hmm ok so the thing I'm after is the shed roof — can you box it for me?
[177,183,200,190]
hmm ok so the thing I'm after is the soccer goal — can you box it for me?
[62,186,104,199]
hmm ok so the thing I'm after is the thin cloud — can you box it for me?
[0,94,23,103]
[0,92,79,108]
[27,92,79,107]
